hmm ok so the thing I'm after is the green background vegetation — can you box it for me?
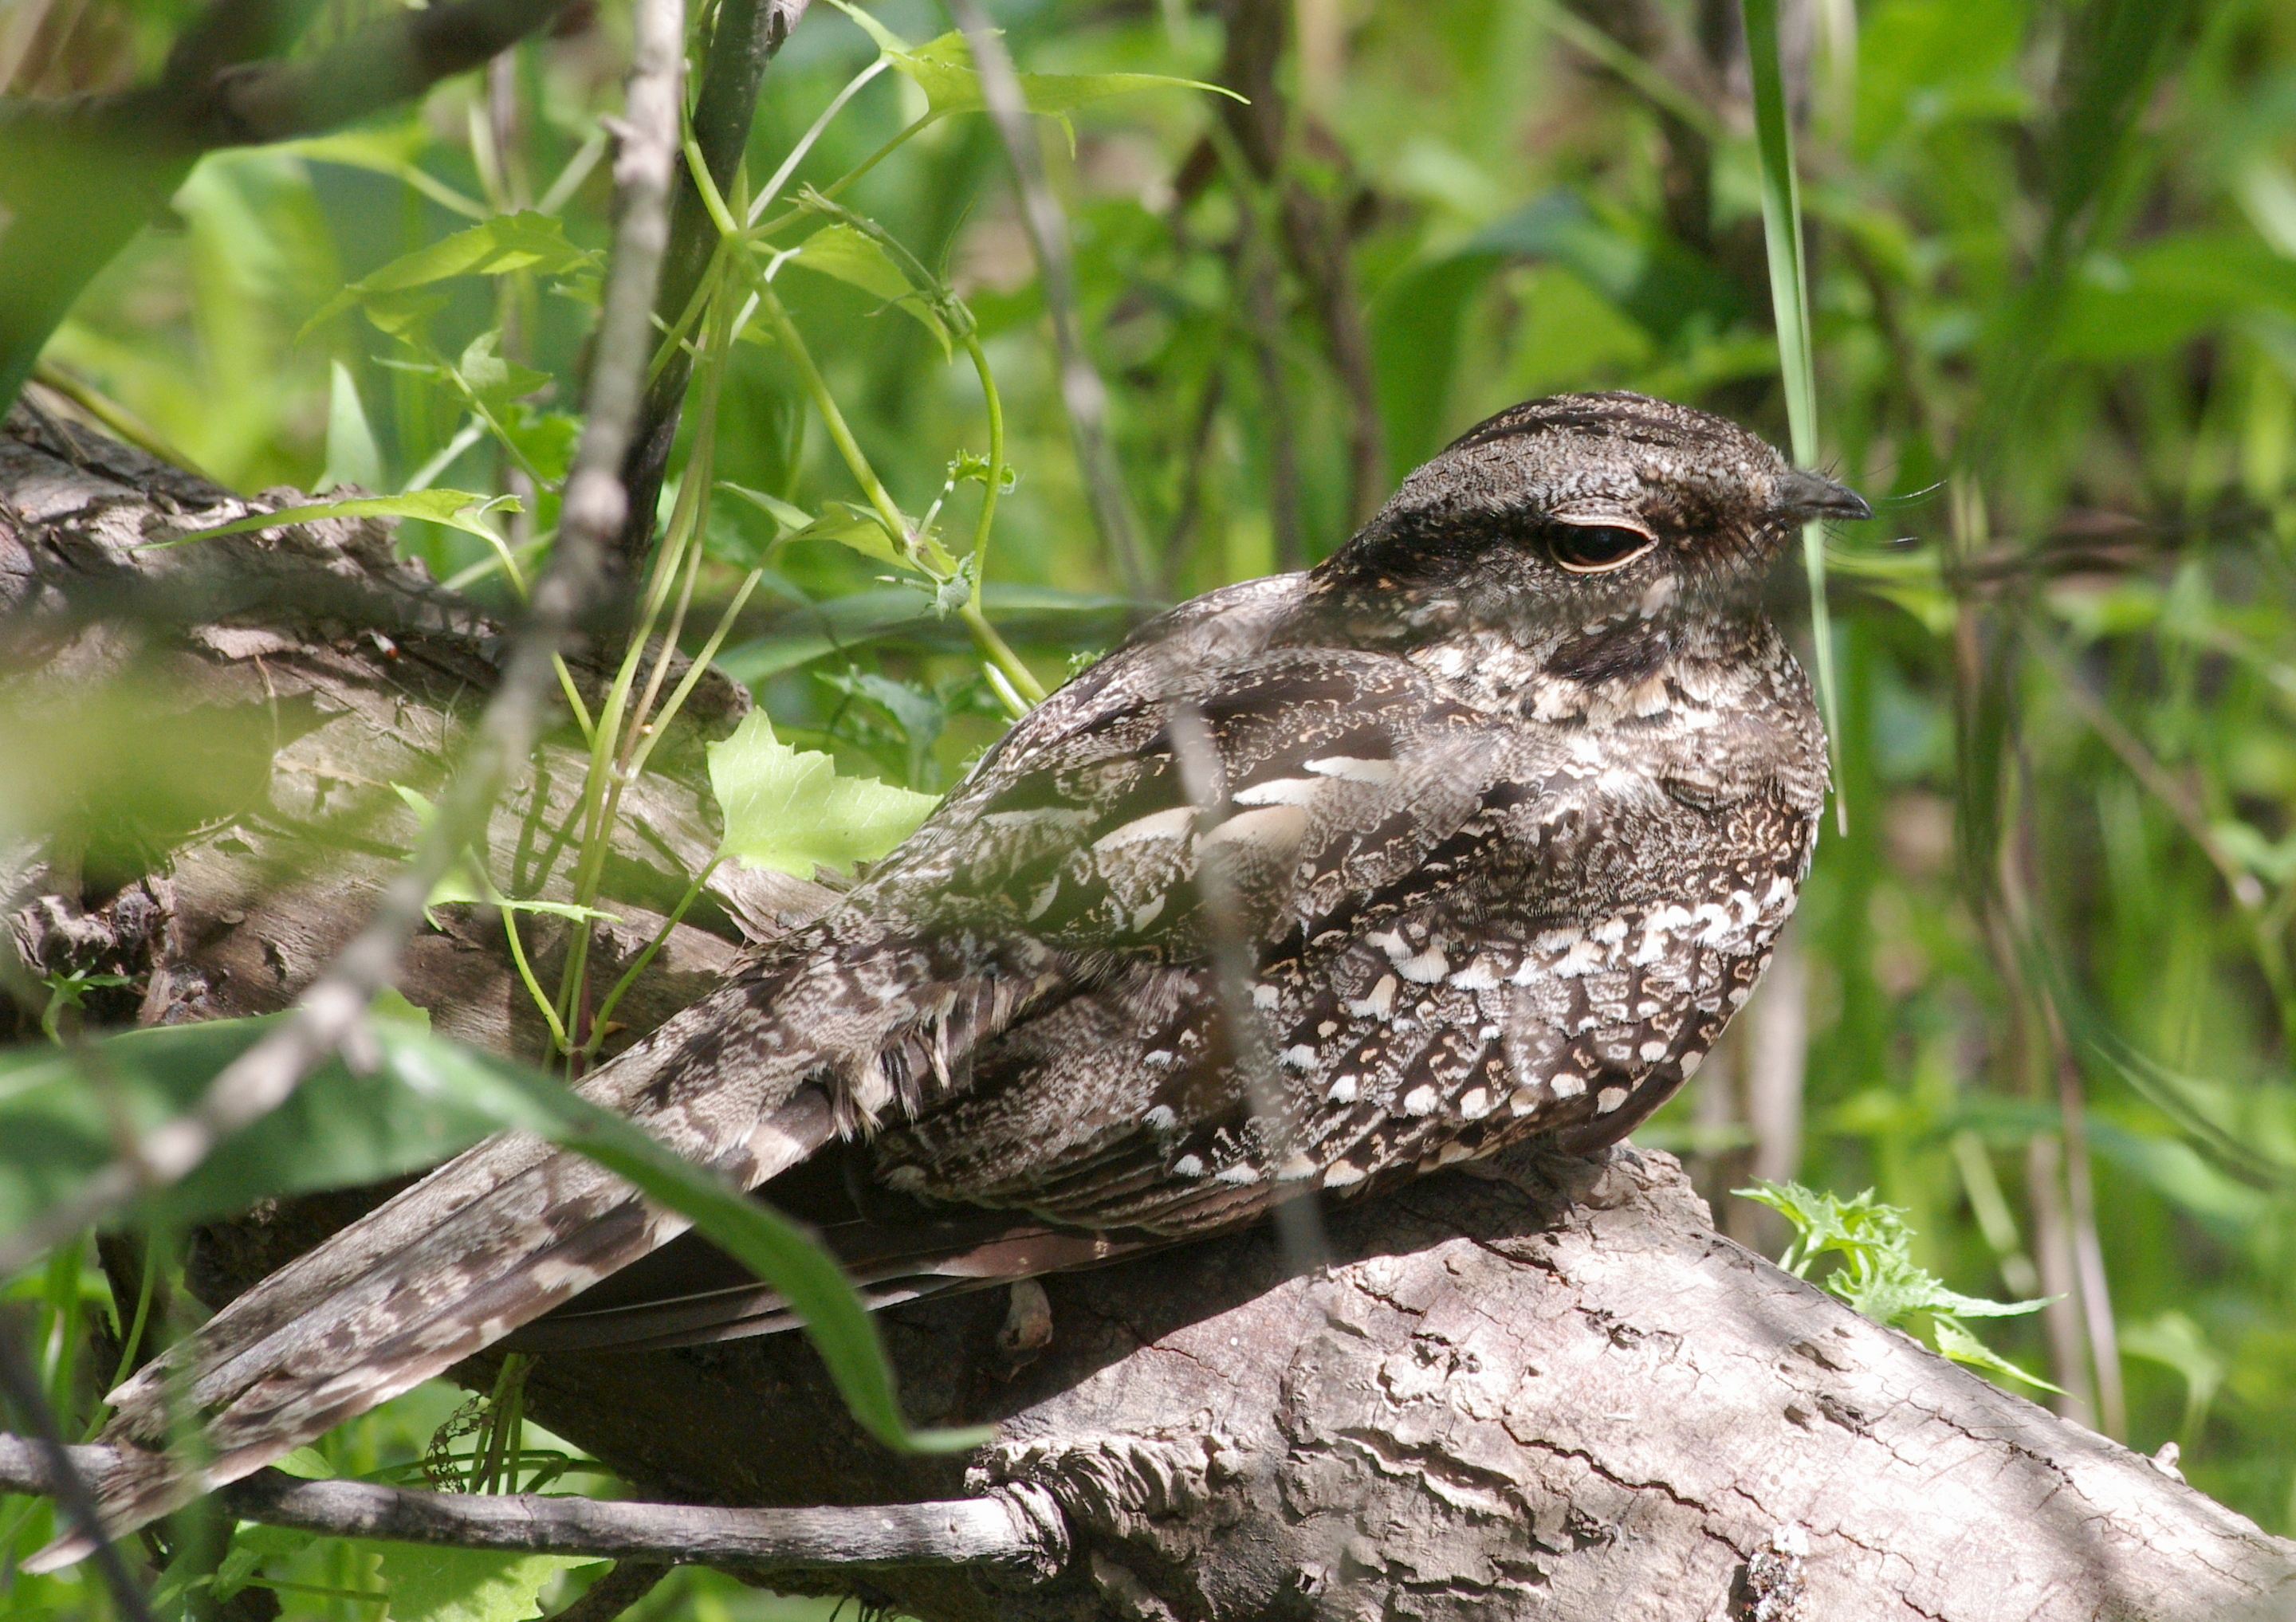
[8,0,2296,1612]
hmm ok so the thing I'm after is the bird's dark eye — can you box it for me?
[1547,520,1657,574]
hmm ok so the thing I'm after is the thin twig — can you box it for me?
[0,0,685,1280]
[0,1436,1070,1579]
[944,0,1151,600]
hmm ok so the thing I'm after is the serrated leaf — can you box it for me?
[708,711,938,879]
[1932,1316,2063,1393]
[373,1545,601,1622]
[301,211,596,339]
[145,490,521,550]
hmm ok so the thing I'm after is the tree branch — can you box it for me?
[0,0,682,1277]
[0,1438,1067,1578]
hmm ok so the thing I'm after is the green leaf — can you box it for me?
[0,1017,982,1453]
[301,211,596,339]
[373,1546,601,1622]
[0,1019,504,1233]
[1932,1317,2063,1394]
[320,360,383,493]
[785,223,952,353]
[879,29,1240,121]
[366,1026,981,1451]
[778,498,909,567]
[214,1523,321,1602]
[708,712,939,878]
[144,490,521,550]
[454,329,552,406]
[1736,1180,2051,1320]
[718,481,815,535]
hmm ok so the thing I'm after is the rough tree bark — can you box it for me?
[6,407,2295,1622]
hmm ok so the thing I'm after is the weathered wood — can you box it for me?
[8,411,2296,1622]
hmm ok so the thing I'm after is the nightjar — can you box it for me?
[49,390,1867,1557]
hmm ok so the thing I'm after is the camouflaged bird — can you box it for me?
[41,390,1867,1562]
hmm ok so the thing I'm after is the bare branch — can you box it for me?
[0,0,686,1278]
[0,1437,1069,1579]
[945,0,1152,602]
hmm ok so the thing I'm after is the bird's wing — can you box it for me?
[40,612,1470,1557]
[864,639,1522,960]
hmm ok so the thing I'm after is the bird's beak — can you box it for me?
[1772,467,1872,524]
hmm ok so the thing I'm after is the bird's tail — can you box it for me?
[23,981,837,1572]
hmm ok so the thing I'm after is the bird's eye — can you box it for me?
[1547,520,1657,574]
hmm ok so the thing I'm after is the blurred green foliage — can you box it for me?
[11,0,2296,1611]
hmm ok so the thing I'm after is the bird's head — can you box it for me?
[1307,391,1867,661]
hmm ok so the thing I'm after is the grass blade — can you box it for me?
[1741,0,1843,830]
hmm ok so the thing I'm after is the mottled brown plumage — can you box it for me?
[39,391,1866,1564]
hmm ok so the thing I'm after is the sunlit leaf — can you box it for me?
[708,711,938,879]
[300,211,596,338]
[1932,1317,2062,1394]
[373,1546,602,1622]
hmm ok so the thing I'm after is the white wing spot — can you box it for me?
[1346,975,1400,1019]
[1596,1086,1630,1113]
[1305,756,1397,784]
[1216,1162,1263,1185]
[1201,803,1311,857]
[1458,1086,1492,1120]
[1280,1043,1319,1069]
[1173,1154,1205,1177]
[1144,1105,1177,1132]
[1321,1160,1367,1188]
[1402,1084,1440,1116]
[1233,776,1323,807]
[1638,1040,1669,1062]
[1551,1073,1586,1098]
[1094,806,1196,850]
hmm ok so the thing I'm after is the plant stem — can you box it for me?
[1742,0,1843,831]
